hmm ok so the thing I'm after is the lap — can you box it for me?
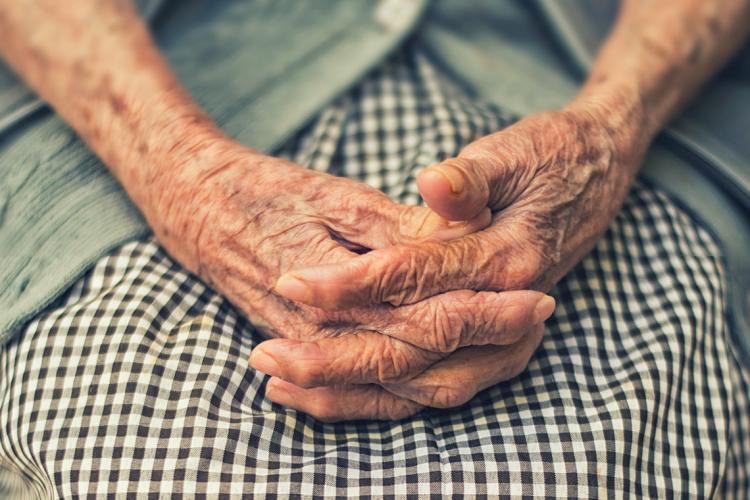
[1,46,748,498]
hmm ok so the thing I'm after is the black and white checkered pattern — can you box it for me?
[1,47,749,498]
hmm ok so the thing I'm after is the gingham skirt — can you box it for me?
[2,47,749,499]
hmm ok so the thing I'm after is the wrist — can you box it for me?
[114,109,227,210]
[138,127,239,218]
[564,84,653,169]
[139,132,274,265]
[135,129,239,270]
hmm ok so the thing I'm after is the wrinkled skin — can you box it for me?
[275,108,643,305]
[2,0,745,424]
[269,107,646,420]
[146,138,555,421]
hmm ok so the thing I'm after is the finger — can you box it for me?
[221,221,358,280]
[274,228,541,310]
[381,203,491,245]
[416,126,537,222]
[250,332,444,388]
[333,201,491,251]
[382,323,545,408]
[273,239,479,310]
[250,291,553,387]
[416,157,491,221]
[249,289,553,388]
[365,290,555,352]
[264,378,423,422]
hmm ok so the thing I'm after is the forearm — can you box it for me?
[0,0,221,213]
[569,0,750,158]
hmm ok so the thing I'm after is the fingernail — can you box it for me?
[532,295,556,323]
[265,378,297,407]
[426,163,465,194]
[250,349,284,378]
[274,274,311,302]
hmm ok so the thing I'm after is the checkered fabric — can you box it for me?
[1,47,749,498]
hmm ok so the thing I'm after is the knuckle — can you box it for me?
[482,240,544,290]
[504,251,544,289]
[427,382,474,409]
[375,340,421,384]
[291,363,328,389]
[428,302,465,352]
[376,250,422,306]
[369,337,443,384]
[381,241,474,306]
[456,236,496,289]
[484,300,531,345]
[462,130,533,177]
[397,207,432,242]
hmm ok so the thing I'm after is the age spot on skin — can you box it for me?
[108,93,128,115]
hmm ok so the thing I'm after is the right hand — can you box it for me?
[145,137,555,420]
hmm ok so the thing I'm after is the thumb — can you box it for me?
[388,203,491,245]
[340,200,491,251]
[416,157,491,221]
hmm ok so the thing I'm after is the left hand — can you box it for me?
[267,105,646,417]
[274,105,645,304]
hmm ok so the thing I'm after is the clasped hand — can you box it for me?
[151,108,635,421]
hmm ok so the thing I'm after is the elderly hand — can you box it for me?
[257,322,546,421]
[145,137,555,420]
[274,106,643,303]
[271,105,644,412]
